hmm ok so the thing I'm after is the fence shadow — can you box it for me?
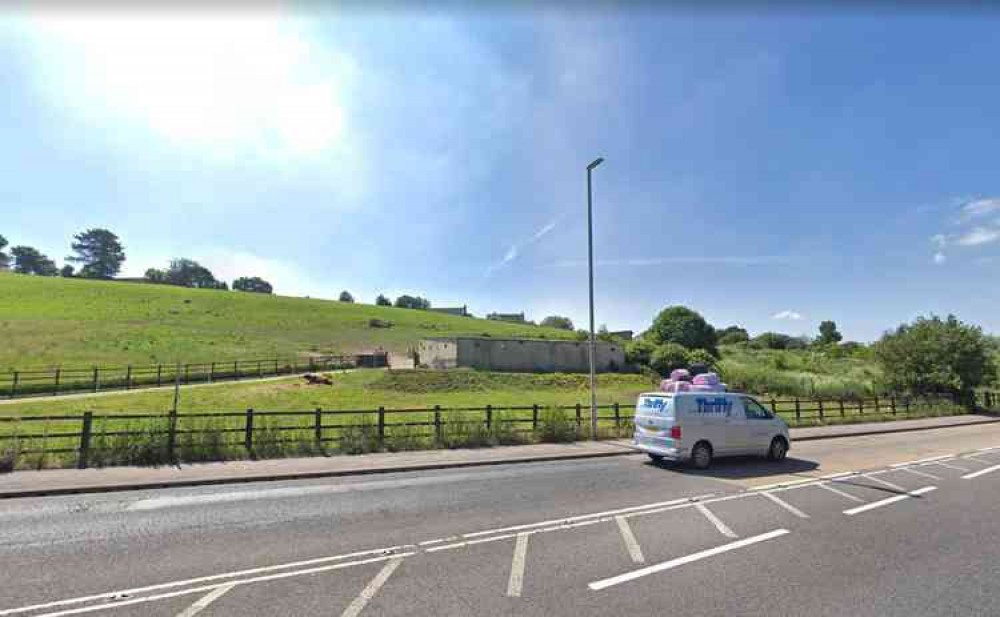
[649,455,819,480]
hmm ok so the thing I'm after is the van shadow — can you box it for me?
[648,456,819,480]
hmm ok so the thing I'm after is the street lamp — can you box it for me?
[586,157,603,440]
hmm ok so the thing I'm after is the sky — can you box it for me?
[1,3,998,342]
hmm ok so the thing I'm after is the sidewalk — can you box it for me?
[1,414,997,499]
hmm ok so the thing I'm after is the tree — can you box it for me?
[874,315,995,399]
[10,246,58,276]
[161,258,223,289]
[67,228,125,279]
[375,294,391,307]
[60,264,75,277]
[339,291,354,303]
[647,306,717,355]
[233,277,273,294]
[717,325,750,345]
[144,268,166,283]
[650,343,691,377]
[540,315,574,331]
[817,320,843,345]
[625,338,656,367]
[0,234,9,270]
[394,295,430,310]
[752,332,794,350]
[686,349,717,373]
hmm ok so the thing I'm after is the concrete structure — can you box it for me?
[418,337,625,373]
[428,305,469,317]
[486,312,526,323]
[609,330,634,341]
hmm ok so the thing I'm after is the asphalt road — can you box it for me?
[2,423,1000,616]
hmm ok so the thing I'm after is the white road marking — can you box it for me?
[962,453,996,464]
[0,546,414,617]
[749,478,817,491]
[459,495,713,540]
[588,529,790,591]
[340,557,403,617]
[615,516,645,563]
[175,584,235,617]
[427,517,607,553]
[759,491,809,519]
[889,455,953,468]
[976,446,1000,453]
[843,486,936,516]
[897,467,941,480]
[22,553,415,617]
[695,503,737,538]
[820,471,858,480]
[927,460,969,472]
[860,473,907,492]
[506,534,530,597]
[816,482,864,503]
[962,464,1000,480]
[417,537,457,547]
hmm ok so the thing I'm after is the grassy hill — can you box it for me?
[0,272,576,369]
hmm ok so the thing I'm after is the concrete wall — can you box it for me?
[420,338,625,373]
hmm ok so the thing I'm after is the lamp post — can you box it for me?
[587,157,603,440]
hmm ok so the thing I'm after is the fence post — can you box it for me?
[234,361,240,380]
[614,402,621,437]
[575,403,582,436]
[309,357,315,372]
[78,412,93,469]
[377,407,386,449]
[10,371,18,398]
[434,405,443,446]
[314,407,323,448]
[53,368,61,396]
[167,407,178,464]
[257,360,263,378]
[274,359,279,375]
[794,398,801,422]
[770,398,777,415]
[818,399,824,421]
[244,408,255,453]
[532,404,539,432]
[184,364,190,384]
[874,396,880,414]
[156,364,163,388]
[890,396,897,416]
[839,399,845,419]
[904,397,911,416]
[126,365,132,390]
[93,367,99,393]
[859,399,864,416]
[486,404,493,431]
[210,362,216,383]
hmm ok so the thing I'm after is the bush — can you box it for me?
[875,314,995,399]
[625,338,656,367]
[650,343,690,377]
[539,407,576,443]
[685,349,717,372]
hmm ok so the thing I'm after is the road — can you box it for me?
[2,423,1000,616]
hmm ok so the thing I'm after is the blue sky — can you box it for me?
[1,6,998,342]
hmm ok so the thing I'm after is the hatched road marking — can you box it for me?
[175,584,235,617]
[615,516,645,564]
[340,557,403,617]
[506,534,530,598]
[897,467,942,480]
[760,491,809,519]
[816,482,864,503]
[695,503,737,538]
[962,464,1000,480]
[843,486,937,516]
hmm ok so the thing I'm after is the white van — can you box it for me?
[633,392,790,469]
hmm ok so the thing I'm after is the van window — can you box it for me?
[742,397,773,420]
[637,396,674,418]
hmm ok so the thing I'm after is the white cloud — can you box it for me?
[930,234,948,248]
[13,11,360,165]
[933,252,947,265]
[772,310,803,321]
[960,198,1000,221]
[197,249,330,299]
[485,220,558,277]
[957,227,1000,247]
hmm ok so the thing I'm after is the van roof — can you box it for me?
[640,391,745,397]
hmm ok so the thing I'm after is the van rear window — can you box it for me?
[637,395,673,417]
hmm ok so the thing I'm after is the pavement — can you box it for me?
[2,418,1000,616]
[0,413,995,499]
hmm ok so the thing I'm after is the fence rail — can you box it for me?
[0,391,996,469]
[0,356,359,400]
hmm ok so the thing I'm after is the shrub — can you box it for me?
[539,407,576,443]
[339,417,380,454]
[650,343,690,377]
[625,338,656,367]
[685,349,717,372]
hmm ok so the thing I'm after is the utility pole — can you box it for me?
[587,157,604,440]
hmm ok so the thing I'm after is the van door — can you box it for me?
[742,397,777,454]
[722,396,753,454]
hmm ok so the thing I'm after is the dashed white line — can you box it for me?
[759,491,809,519]
[175,584,235,617]
[976,446,1000,453]
[843,486,936,516]
[816,482,864,503]
[861,473,907,492]
[506,534,530,598]
[695,503,737,538]
[962,464,1000,480]
[890,455,953,468]
[897,467,942,481]
[820,471,858,480]
[340,557,403,617]
[588,529,791,591]
[615,516,645,564]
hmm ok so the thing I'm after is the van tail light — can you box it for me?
[670,426,682,440]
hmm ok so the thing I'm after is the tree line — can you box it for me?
[0,229,125,279]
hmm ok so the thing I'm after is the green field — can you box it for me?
[0,272,576,369]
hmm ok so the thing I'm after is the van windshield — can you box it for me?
[637,395,674,418]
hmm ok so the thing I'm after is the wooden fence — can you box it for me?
[1,392,995,469]
[0,355,358,400]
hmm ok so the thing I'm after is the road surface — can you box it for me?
[2,422,1000,616]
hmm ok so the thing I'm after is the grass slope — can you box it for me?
[0,273,576,369]
[717,346,881,398]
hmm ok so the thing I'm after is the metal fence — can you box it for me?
[0,356,359,400]
[1,392,996,469]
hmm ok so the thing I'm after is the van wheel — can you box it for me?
[768,437,788,462]
[691,442,713,470]
[648,453,664,463]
